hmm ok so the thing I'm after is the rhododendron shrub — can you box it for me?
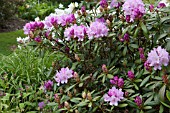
[1,0,170,112]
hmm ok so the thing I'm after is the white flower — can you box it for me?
[35,17,40,21]
[75,2,79,7]
[59,3,64,8]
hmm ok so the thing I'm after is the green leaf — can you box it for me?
[123,46,127,56]
[160,16,170,24]
[47,102,57,106]
[140,76,150,87]
[107,74,113,79]
[130,44,139,49]
[158,33,167,40]
[65,84,77,92]
[118,103,128,107]
[159,85,166,101]
[70,98,82,103]
[79,83,83,87]
[19,103,25,109]
[140,22,149,39]
[77,101,88,107]
[92,96,101,102]
[102,75,106,83]
[161,101,170,108]
[166,90,170,101]
[143,106,152,109]
[159,105,164,113]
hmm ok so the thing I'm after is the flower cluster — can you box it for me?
[110,76,124,88]
[64,24,87,41]
[87,21,109,39]
[23,21,44,35]
[100,0,108,8]
[103,87,124,106]
[146,46,169,70]
[122,0,145,22]
[17,36,30,44]
[54,67,73,86]
[110,0,121,8]
[44,14,76,29]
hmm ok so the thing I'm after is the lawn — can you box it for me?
[0,30,25,55]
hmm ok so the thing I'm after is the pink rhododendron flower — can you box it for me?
[23,21,44,35]
[134,96,142,107]
[146,46,169,70]
[54,67,73,86]
[149,4,154,12]
[87,21,109,39]
[103,86,124,106]
[122,0,145,22]
[127,71,135,80]
[64,24,87,41]
[58,14,76,26]
[100,0,108,8]
[44,80,53,91]
[44,14,58,29]
[157,2,166,8]
[110,0,121,8]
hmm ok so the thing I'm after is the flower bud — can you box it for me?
[75,109,79,113]
[59,88,64,94]
[77,10,81,15]
[64,101,70,109]
[75,54,81,61]
[67,91,72,98]
[106,19,111,27]
[74,89,77,95]
[54,94,60,103]
[82,92,86,99]
[102,64,108,73]
[87,92,92,101]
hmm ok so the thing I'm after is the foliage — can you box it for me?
[1,0,170,112]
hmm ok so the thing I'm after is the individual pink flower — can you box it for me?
[34,36,42,43]
[54,67,73,86]
[146,46,169,70]
[38,102,45,109]
[103,87,124,106]
[44,14,58,29]
[122,0,145,22]
[87,21,109,39]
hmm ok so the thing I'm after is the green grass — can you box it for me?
[0,30,25,55]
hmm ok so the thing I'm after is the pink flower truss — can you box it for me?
[58,14,76,26]
[23,21,44,35]
[110,76,124,88]
[44,14,58,29]
[147,46,169,70]
[64,24,87,41]
[103,86,124,106]
[122,0,145,22]
[54,67,73,86]
[87,21,109,39]
[110,0,121,8]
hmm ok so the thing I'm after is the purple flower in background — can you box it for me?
[38,102,45,109]
[100,0,108,8]
[87,21,108,39]
[157,2,166,8]
[110,0,121,8]
[134,96,142,107]
[122,0,145,22]
[146,46,169,70]
[54,67,73,86]
[144,61,150,71]
[117,78,124,88]
[149,4,154,12]
[103,86,124,106]
[127,71,135,80]
[44,80,53,91]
